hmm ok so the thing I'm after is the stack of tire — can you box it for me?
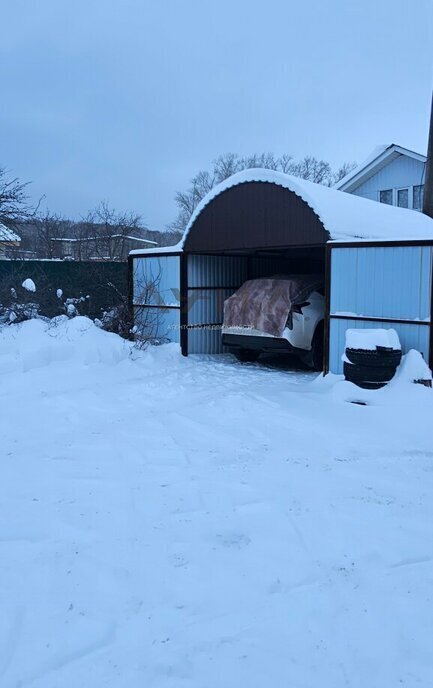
[344,346,402,389]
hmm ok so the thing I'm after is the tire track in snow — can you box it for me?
[15,622,117,688]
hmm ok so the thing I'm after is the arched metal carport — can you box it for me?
[183,180,329,252]
[130,169,433,373]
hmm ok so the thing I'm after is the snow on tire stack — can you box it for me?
[343,328,402,389]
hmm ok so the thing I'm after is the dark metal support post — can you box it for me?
[127,254,134,340]
[423,92,433,368]
[180,253,188,356]
[423,91,433,219]
[323,243,332,374]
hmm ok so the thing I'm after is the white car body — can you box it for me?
[283,290,325,351]
[222,290,325,352]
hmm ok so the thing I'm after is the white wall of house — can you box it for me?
[350,156,426,210]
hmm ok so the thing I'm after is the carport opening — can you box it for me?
[182,179,330,368]
[244,245,325,278]
[186,245,327,370]
[232,246,326,370]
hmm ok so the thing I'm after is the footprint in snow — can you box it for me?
[169,553,189,568]
[215,532,251,550]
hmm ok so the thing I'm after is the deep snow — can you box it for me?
[345,327,401,352]
[1,317,433,687]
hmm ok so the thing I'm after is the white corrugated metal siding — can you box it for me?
[133,255,180,306]
[329,318,430,374]
[132,255,181,344]
[331,246,431,321]
[186,255,247,354]
[329,245,432,373]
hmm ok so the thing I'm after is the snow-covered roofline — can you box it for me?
[335,144,426,192]
[182,168,433,242]
[0,222,20,243]
[130,167,433,256]
[52,235,157,244]
[130,243,182,256]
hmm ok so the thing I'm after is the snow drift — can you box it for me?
[0,319,433,687]
[0,316,131,373]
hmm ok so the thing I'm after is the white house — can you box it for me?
[335,144,426,211]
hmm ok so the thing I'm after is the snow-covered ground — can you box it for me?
[1,317,433,687]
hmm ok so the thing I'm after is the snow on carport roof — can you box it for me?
[130,168,433,256]
[180,169,433,243]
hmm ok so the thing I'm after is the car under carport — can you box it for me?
[129,168,433,373]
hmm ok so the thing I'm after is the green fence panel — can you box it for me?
[0,260,128,319]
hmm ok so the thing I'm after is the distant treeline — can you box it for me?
[1,152,355,260]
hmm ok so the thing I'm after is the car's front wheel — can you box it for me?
[234,349,261,363]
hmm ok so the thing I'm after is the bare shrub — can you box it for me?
[130,264,170,348]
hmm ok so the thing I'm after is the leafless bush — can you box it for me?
[96,280,132,339]
[0,272,38,324]
[0,263,94,326]
[130,264,169,348]
[0,299,42,325]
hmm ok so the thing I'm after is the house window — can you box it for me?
[413,184,424,211]
[379,189,393,205]
[397,188,409,208]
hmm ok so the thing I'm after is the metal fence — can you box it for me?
[0,260,128,319]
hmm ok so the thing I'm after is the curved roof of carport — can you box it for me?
[129,168,433,257]
[181,169,433,252]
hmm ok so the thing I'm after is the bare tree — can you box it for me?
[169,171,215,234]
[74,202,146,261]
[279,154,295,174]
[169,152,357,233]
[213,153,242,181]
[17,203,177,260]
[241,152,279,171]
[333,161,357,184]
[286,156,333,185]
[155,227,183,247]
[213,152,279,182]
[35,211,71,259]
[0,167,35,227]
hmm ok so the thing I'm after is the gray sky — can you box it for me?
[1,0,432,230]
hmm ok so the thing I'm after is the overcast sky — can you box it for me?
[1,0,432,230]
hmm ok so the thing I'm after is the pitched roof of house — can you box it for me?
[335,144,426,192]
[0,222,20,243]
